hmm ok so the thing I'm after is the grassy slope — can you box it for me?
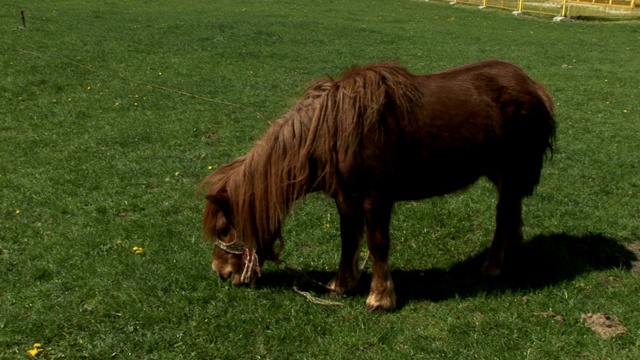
[1,0,639,358]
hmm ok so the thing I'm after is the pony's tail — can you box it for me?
[534,83,557,157]
[504,82,557,197]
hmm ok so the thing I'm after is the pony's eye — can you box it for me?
[216,227,230,238]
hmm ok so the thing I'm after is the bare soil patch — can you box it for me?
[581,313,628,339]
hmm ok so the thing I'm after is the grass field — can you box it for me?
[1,0,639,358]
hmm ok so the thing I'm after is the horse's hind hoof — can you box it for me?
[367,304,393,314]
[366,294,396,313]
[481,260,502,277]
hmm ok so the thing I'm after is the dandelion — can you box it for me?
[27,349,38,357]
[623,109,630,113]
[175,171,180,176]
[134,102,138,106]
[26,343,42,357]
[16,209,20,214]
[87,86,92,90]
[132,246,144,255]
[208,165,214,170]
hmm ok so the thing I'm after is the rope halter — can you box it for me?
[214,238,261,284]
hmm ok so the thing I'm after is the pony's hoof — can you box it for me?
[327,277,359,296]
[327,288,342,299]
[366,294,396,313]
[481,260,502,277]
[326,280,347,299]
[367,304,394,314]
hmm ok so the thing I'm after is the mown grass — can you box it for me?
[1,0,639,358]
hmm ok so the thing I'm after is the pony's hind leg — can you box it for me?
[482,179,524,277]
[328,196,364,295]
[363,197,396,313]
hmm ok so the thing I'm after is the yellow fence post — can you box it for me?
[561,0,568,17]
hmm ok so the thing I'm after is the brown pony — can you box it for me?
[201,60,555,312]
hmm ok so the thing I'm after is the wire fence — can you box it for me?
[445,0,638,18]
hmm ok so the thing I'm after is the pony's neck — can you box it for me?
[229,85,328,254]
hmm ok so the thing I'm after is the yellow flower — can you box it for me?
[27,349,39,357]
[133,246,144,255]
[15,209,20,214]
[208,165,214,170]
[175,171,180,176]
[27,344,42,357]
[324,223,331,228]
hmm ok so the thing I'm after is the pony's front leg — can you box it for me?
[328,197,364,295]
[483,192,523,276]
[364,198,396,313]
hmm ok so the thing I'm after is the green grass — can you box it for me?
[1,0,639,358]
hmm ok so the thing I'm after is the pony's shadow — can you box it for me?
[259,232,638,309]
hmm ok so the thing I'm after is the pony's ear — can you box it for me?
[206,191,231,220]
[205,191,227,205]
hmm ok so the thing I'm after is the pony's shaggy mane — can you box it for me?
[201,62,423,253]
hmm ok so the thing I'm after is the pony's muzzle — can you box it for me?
[212,246,246,286]
[212,260,243,286]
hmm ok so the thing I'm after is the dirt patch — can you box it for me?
[533,311,565,324]
[628,241,640,273]
[205,132,219,139]
[581,313,627,339]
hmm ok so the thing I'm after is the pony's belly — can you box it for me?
[393,167,485,201]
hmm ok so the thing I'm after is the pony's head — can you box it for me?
[201,158,263,286]
[203,187,281,287]
[203,190,249,286]
[201,77,335,287]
